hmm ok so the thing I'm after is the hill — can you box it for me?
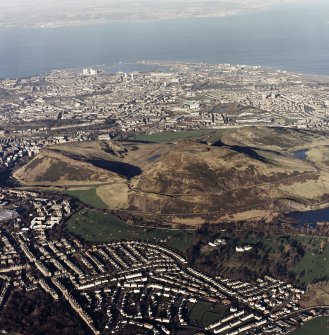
[124,127,329,225]
[13,127,329,226]
[13,148,123,186]
[126,139,321,225]
[205,127,322,150]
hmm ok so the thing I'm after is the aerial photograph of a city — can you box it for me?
[0,0,329,334]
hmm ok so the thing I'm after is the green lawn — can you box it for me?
[66,208,196,253]
[255,234,329,284]
[187,300,228,327]
[292,240,329,284]
[290,317,329,335]
[66,188,108,209]
[129,129,212,143]
[258,234,329,285]
[210,231,329,285]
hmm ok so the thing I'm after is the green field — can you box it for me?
[129,129,212,143]
[66,208,196,253]
[187,300,228,327]
[290,317,329,335]
[208,231,329,285]
[292,236,329,285]
[66,188,108,209]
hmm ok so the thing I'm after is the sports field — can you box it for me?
[187,300,228,327]
[290,316,329,335]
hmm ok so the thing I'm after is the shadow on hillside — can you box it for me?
[212,140,269,163]
[88,159,142,179]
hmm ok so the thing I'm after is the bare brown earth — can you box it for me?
[96,183,130,209]
[13,127,329,226]
[300,282,329,308]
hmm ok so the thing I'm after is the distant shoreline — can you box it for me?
[0,0,292,30]
[1,61,329,83]
[0,6,328,80]
[0,13,234,31]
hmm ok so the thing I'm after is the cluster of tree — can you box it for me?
[0,290,88,335]
[186,228,306,285]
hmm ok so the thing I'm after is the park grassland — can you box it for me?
[267,235,329,285]
[187,300,229,328]
[211,230,329,286]
[66,208,196,253]
[66,208,329,285]
[291,236,329,285]
[129,129,212,143]
[66,188,108,209]
[290,316,329,335]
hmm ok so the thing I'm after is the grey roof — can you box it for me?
[0,209,19,222]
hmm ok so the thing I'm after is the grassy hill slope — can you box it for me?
[13,127,329,225]
[13,149,123,186]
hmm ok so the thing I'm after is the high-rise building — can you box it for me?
[82,68,98,76]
